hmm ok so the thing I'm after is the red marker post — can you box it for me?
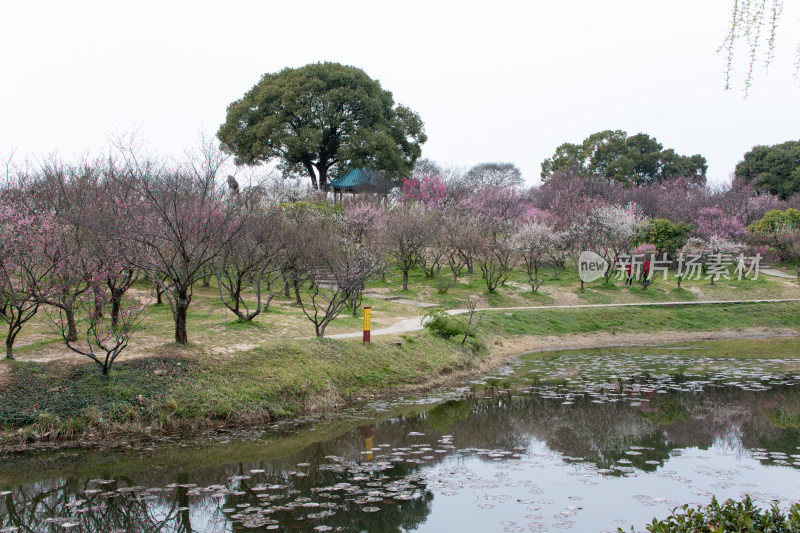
[363,306,371,344]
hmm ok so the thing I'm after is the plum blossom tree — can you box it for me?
[51,281,148,374]
[441,212,483,278]
[464,162,524,190]
[0,203,60,359]
[300,229,382,338]
[704,235,743,285]
[39,224,96,342]
[343,200,386,244]
[512,221,562,292]
[588,203,643,284]
[383,206,436,290]
[462,186,529,238]
[716,181,784,226]
[533,171,606,230]
[475,236,515,292]
[416,212,447,278]
[563,218,601,291]
[695,207,746,240]
[401,175,446,209]
[214,205,286,321]
[111,140,248,344]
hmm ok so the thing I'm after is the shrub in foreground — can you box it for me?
[624,496,800,533]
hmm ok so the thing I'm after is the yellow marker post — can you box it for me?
[363,306,371,344]
[364,425,374,461]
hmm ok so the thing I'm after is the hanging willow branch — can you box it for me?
[719,0,798,95]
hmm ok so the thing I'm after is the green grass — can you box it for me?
[2,261,799,444]
[478,301,800,337]
[0,333,484,441]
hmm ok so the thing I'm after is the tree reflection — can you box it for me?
[3,381,800,532]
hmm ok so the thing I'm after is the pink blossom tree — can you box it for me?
[299,227,382,337]
[343,199,386,244]
[110,140,249,344]
[695,207,746,240]
[0,203,60,359]
[52,279,148,374]
[383,205,437,290]
[461,186,529,237]
[213,205,286,321]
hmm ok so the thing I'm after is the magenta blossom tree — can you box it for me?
[401,175,447,208]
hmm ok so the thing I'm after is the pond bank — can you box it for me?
[2,301,799,450]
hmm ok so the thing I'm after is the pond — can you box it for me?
[2,336,800,532]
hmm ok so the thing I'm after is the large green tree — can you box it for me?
[540,130,707,187]
[734,140,800,199]
[217,62,427,191]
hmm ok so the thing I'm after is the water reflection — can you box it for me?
[3,340,800,532]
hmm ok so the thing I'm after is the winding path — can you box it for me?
[327,298,800,339]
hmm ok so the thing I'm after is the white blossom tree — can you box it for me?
[512,221,563,292]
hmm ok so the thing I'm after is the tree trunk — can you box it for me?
[175,291,189,345]
[403,270,409,291]
[293,280,302,304]
[65,305,78,343]
[304,160,319,190]
[5,335,14,360]
[263,293,275,312]
[156,282,163,305]
[111,291,122,328]
[319,165,329,192]
[93,286,104,318]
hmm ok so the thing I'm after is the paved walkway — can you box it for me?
[762,268,798,279]
[327,298,800,339]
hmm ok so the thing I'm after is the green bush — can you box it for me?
[750,209,800,236]
[626,496,800,533]
[633,219,694,255]
[424,308,466,339]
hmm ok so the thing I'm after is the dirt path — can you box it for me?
[487,327,800,359]
[326,298,800,339]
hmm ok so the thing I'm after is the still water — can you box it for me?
[2,337,800,532]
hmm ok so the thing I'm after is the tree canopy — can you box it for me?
[734,140,800,200]
[217,62,427,191]
[540,130,707,187]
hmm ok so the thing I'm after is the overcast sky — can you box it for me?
[2,0,799,187]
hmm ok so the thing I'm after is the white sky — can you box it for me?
[2,0,799,186]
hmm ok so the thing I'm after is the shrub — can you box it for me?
[423,308,466,339]
[435,278,454,294]
[625,496,800,533]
